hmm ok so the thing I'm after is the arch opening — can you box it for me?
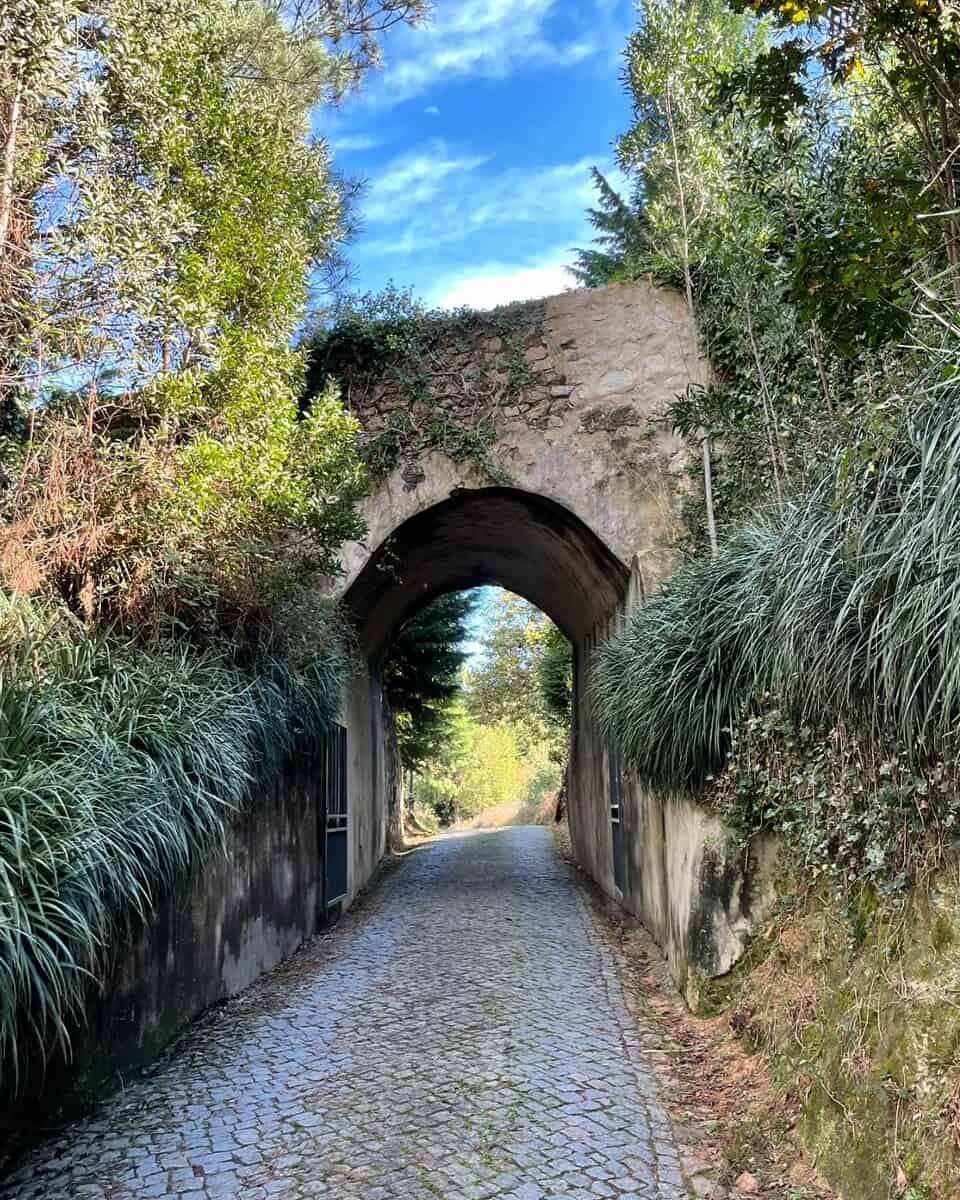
[344,486,630,660]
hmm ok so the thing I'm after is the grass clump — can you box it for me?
[0,595,345,1089]
[592,335,960,884]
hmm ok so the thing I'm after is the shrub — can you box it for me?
[592,331,960,882]
[0,595,344,1085]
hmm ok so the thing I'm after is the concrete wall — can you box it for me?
[8,759,329,1122]
[565,600,779,1008]
[343,666,392,899]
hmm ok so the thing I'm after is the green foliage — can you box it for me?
[411,707,559,827]
[302,288,549,481]
[0,595,345,1086]
[382,592,476,772]
[463,591,571,763]
[0,0,422,1098]
[0,0,422,641]
[571,169,650,287]
[399,590,568,826]
[537,622,573,730]
[720,1,960,287]
[593,328,960,885]
[456,722,531,819]
[711,704,959,893]
[580,0,951,539]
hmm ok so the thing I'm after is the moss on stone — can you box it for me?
[709,861,960,1200]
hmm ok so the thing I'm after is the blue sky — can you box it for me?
[315,0,636,310]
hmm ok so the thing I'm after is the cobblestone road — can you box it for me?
[3,827,692,1200]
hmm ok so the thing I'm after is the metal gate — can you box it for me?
[322,724,349,911]
[609,746,627,894]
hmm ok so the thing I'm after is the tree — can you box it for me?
[410,710,556,826]
[537,622,573,730]
[579,0,939,542]
[615,0,770,549]
[0,0,426,645]
[382,592,476,772]
[572,169,650,287]
[463,590,571,762]
[724,1,960,294]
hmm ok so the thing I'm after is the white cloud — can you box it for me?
[329,133,382,154]
[362,142,490,222]
[357,148,627,256]
[430,258,578,310]
[424,105,440,116]
[365,0,601,108]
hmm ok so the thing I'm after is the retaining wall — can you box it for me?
[5,759,327,1128]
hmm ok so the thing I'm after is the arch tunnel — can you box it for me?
[337,483,642,949]
[337,484,776,1000]
[343,486,631,660]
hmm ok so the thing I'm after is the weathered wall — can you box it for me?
[339,281,706,601]
[343,667,391,898]
[561,557,778,1001]
[7,759,328,1122]
[566,607,779,1002]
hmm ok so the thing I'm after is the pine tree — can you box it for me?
[571,168,649,287]
[382,591,476,771]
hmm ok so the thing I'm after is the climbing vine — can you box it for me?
[303,287,555,483]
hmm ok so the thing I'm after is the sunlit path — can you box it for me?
[3,828,690,1200]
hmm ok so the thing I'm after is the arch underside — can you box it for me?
[344,486,630,658]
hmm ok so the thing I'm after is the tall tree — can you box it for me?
[725,1,960,295]
[572,169,649,287]
[0,0,425,643]
[617,0,775,547]
[579,0,937,541]
[463,590,571,762]
[382,591,475,772]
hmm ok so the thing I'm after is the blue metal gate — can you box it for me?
[322,724,349,912]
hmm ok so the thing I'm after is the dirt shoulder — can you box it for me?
[556,825,834,1200]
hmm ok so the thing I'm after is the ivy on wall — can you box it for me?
[303,288,557,483]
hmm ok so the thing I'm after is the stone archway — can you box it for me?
[344,485,629,657]
[335,281,776,999]
[336,281,707,605]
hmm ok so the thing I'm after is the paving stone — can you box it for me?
[0,828,692,1199]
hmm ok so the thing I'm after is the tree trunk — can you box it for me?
[744,299,785,508]
[810,323,835,417]
[664,85,717,554]
[0,78,22,253]
[702,433,718,556]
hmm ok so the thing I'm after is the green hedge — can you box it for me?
[0,598,344,1086]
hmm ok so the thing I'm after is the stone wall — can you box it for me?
[566,592,779,1005]
[339,282,707,599]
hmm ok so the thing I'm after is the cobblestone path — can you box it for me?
[3,827,692,1200]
